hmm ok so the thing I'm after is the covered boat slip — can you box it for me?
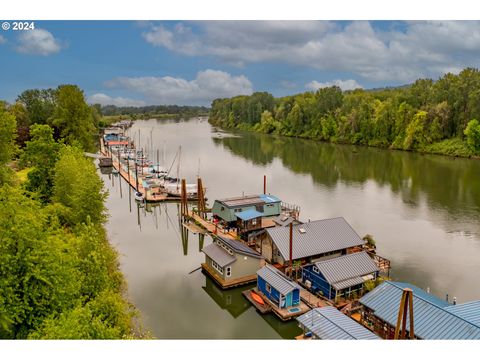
[359,281,480,339]
[297,307,380,340]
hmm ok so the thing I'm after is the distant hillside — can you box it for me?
[100,104,210,118]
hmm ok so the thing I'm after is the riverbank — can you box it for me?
[209,119,479,160]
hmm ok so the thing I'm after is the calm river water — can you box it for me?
[100,117,480,339]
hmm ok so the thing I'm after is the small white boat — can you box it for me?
[134,191,144,202]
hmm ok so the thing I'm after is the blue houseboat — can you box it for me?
[301,251,379,301]
[257,264,300,309]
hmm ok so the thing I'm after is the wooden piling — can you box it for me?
[263,175,266,194]
[197,177,206,219]
[180,179,188,219]
[394,288,415,339]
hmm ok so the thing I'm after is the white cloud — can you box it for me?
[16,29,61,56]
[306,79,363,91]
[87,93,146,107]
[0,35,6,44]
[104,69,253,105]
[143,21,480,83]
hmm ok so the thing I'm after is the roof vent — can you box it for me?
[299,228,306,234]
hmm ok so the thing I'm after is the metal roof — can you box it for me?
[359,281,480,339]
[215,236,262,259]
[445,301,480,327]
[297,307,380,340]
[314,252,379,290]
[273,215,302,227]
[257,264,299,296]
[259,194,281,203]
[266,217,365,261]
[217,195,265,208]
[202,243,236,267]
[236,209,264,221]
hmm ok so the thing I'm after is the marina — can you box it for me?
[99,117,480,339]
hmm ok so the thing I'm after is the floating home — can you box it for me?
[301,251,379,302]
[212,194,282,225]
[256,264,309,320]
[359,281,480,339]
[296,306,380,340]
[201,235,265,289]
[258,217,365,266]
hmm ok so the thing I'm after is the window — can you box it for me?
[220,206,225,211]
[266,283,271,293]
[234,208,242,212]
[251,218,257,226]
[312,266,319,274]
[211,260,224,274]
[226,267,232,277]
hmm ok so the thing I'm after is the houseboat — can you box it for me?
[201,235,265,289]
[296,306,380,340]
[301,251,379,302]
[359,281,480,339]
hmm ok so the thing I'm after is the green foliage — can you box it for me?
[53,146,107,226]
[210,68,480,158]
[0,106,17,185]
[52,85,96,152]
[16,88,56,126]
[20,124,60,202]
[423,138,473,157]
[464,119,480,154]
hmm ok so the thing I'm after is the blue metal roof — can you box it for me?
[445,301,480,327]
[359,281,480,339]
[259,194,281,203]
[297,307,380,340]
[236,209,264,221]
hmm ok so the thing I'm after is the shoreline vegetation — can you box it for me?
[0,86,149,339]
[209,68,480,159]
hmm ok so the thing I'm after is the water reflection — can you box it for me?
[213,130,480,235]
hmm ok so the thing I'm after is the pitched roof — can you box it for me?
[257,264,299,296]
[273,215,302,227]
[215,236,262,259]
[266,217,364,260]
[236,209,263,221]
[359,281,480,339]
[314,252,379,290]
[202,243,236,267]
[445,301,480,327]
[297,307,380,340]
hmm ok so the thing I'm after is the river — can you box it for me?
[99,117,480,339]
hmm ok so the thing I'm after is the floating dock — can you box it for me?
[201,264,257,289]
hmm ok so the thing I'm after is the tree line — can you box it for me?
[209,68,480,158]
[101,104,210,119]
[0,88,146,338]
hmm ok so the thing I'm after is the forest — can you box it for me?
[101,104,209,119]
[0,85,145,339]
[209,68,480,158]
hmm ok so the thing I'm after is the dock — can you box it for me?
[190,213,239,241]
[299,288,330,308]
[201,264,257,289]
[242,287,310,321]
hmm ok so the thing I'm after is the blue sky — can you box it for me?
[1,20,480,106]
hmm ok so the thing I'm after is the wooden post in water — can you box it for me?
[264,175,267,195]
[117,147,122,198]
[180,179,188,220]
[134,161,139,191]
[197,177,206,220]
[394,288,415,340]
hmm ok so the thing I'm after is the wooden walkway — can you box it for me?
[190,213,239,240]
[299,288,330,308]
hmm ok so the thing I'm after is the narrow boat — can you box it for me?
[251,291,265,306]
[134,191,144,202]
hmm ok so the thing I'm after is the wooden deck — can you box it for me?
[249,289,310,321]
[299,288,330,308]
[201,264,257,289]
[183,222,207,234]
[191,213,239,240]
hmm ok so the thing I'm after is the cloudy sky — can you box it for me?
[1,20,480,106]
